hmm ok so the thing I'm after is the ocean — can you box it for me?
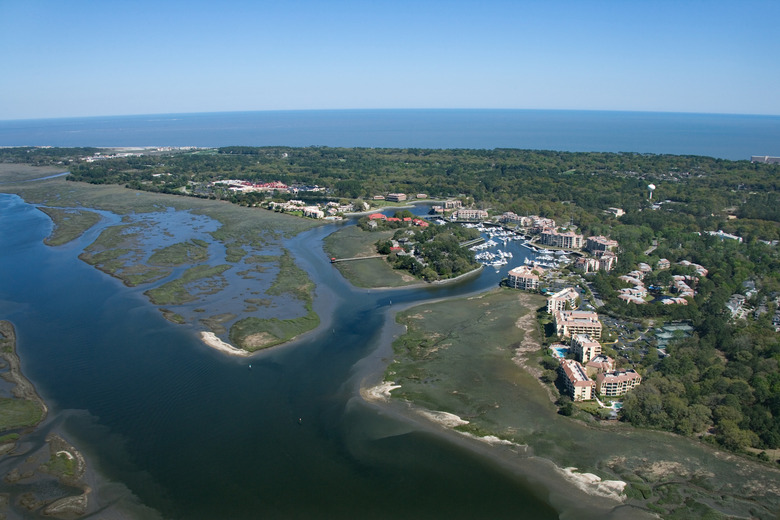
[1,109,779,160]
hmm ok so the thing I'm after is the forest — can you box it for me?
[2,146,779,457]
[362,213,480,281]
[31,145,778,240]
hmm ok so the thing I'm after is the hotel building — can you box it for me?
[554,310,602,340]
[596,369,642,397]
[559,359,595,401]
[507,265,543,291]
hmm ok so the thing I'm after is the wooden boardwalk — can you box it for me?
[330,255,384,263]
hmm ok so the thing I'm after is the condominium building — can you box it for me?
[585,355,614,377]
[571,334,602,363]
[554,310,602,339]
[559,359,595,401]
[546,287,579,313]
[585,235,618,253]
[386,193,407,202]
[507,265,543,291]
[453,208,488,221]
[596,369,642,397]
[575,252,617,273]
[540,230,583,249]
[500,212,533,226]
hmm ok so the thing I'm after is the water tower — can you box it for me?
[648,183,656,200]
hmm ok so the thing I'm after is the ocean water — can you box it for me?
[1,109,779,160]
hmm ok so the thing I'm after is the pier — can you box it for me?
[330,255,384,263]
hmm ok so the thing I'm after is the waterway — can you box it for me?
[0,194,567,519]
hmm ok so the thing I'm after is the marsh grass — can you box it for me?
[44,452,77,478]
[323,227,417,288]
[37,207,102,246]
[228,249,319,350]
[229,310,320,351]
[0,398,45,431]
[145,264,232,305]
[148,239,209,266]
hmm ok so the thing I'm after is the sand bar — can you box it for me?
[200,332,250,357]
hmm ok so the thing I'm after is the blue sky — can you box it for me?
[2,0,779,119]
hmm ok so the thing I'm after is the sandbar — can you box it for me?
[199,331,250,356]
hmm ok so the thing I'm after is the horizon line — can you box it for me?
[3,107,780,123]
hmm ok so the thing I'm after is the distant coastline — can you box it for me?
[1,109,778,160]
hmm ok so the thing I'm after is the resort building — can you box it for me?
[619,287,647,298]
[530,217,557,234]
[575,252,617,273]
[507,265,544,291]
[546,287,580,313]
[386,193,407,202]
[618,294,647,305]
[596,369,642,397]
[637,263,652,273]
[677,260,708,277]
[571,334,602,363]
[585,355,614,377]
[751,156,780,164]
[706,230,743,243]
[453,208,488,221]
[656,258,671,270]
[585,236,618,253]
[500,212,533,226]
[619,275,644,287]
[559,359,595,401]
[302,206,324,219]
[554,310,602,340]
[539,230,583,249]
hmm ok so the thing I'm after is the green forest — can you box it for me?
[3,146,779,458]
[361,213,481,281]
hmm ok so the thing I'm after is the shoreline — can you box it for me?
[199,331,251,356]
[355,303,636,516]
[358,382,644,520]
[353,284,780,519]
[0,320,48,426]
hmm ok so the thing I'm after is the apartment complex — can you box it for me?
[571,334,602,363]
[559,359,595,401]
[540,230,583,249]
[585,235,619,253]
[546,287,579,313]
[453,208,488,221]
[575,252,617,273]
[385,193,407,202]
[585,355,614,377]
[596,370,642,397]
[507,265,543,290]
[554,310,602,339]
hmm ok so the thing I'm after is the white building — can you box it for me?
[507,265,543,291]
[559,359,595,401]
[554,310,602,339]
[546,287,579,313]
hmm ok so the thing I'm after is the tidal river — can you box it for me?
[0,194,571,519]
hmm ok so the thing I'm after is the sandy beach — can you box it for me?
[199,332,251,356]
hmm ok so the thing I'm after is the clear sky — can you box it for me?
[2,0,779,119]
